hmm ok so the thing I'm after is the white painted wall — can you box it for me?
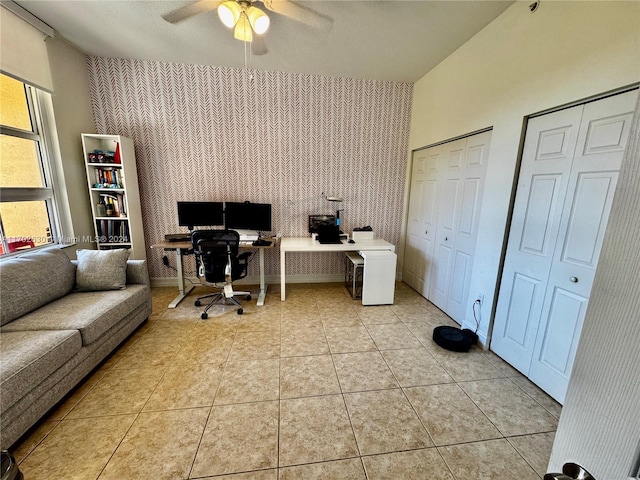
[407,1,640,345]
[45,36,96,255]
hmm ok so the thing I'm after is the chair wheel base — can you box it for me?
[195,300,201,306]
[201,312,208,319]
[246,295,251,300]
[237,308,243,315]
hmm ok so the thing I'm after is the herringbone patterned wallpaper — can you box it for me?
[87,57,413,280]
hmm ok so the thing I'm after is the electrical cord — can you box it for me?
[472,299,481,334]
[161,255,199,285]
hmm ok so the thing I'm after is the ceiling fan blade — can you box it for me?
[162,0,222,24]
[262,0,333,32]
[252,35,268,56]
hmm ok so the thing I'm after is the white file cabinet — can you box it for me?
[360,250,397,305]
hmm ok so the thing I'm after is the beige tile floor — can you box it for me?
[13,282,561,479]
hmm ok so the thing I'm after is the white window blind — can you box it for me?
[0,5,53,91]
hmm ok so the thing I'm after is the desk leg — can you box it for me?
[168,248,194,308]
[256,247,268,306]
[280,250,286,301]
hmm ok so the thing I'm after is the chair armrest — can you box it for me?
[126,260,150,286]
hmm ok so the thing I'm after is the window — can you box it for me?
[0,73,65,256]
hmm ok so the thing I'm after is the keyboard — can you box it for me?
[252,239,272,247]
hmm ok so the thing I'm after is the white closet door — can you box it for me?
[420,147,442,298]
[430,138,466,311]
[404,147,440,298]
[405,131,490,325]
[445,131,491,322]
[404,150,429,294]
[430,133,490,324]
[528,90,637,403]
[491,106,582,374]
[492,89,638,403]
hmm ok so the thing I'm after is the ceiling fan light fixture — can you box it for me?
[247,6,269,35]
[218,1,241,28]
[233,13,253,42]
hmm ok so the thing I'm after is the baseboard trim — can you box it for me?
[150,274,345,288]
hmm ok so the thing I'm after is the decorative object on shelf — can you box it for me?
[96,200,106,217]
[105,203,115,217]
[114,141,121,163]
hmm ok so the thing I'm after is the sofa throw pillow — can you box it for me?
[75,248,130,291]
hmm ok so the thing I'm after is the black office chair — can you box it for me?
[191,229,253,318]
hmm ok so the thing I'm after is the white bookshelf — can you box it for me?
[81,134,146,260]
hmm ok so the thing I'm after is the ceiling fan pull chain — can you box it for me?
[244,36,248,69]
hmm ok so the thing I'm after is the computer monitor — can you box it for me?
[225,201,272,233]
[309,214,336,233]
[177,201,224,229]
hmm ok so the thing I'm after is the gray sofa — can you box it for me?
[0,248,152,450]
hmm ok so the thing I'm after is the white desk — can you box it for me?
[151,239,273,308]
[279,237,396,301]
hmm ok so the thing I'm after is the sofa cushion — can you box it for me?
[0,248,76,326]
[1,285,149,346]
[75,248,130,291]
[0,330,82,412]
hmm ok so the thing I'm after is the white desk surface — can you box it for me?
[279,237,396,302]
[280,237,395,253]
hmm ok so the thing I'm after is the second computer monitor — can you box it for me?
[225,202,272,233]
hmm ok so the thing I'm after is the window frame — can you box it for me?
[0,75,71,256]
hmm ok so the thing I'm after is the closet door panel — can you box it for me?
[491,105,583,376]
[403,151,428,292]
[445,132,491,322]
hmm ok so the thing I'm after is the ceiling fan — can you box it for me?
[162,0,334,56]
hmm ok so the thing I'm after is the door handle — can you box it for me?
[570,276,578,283]
[544,462,595,480]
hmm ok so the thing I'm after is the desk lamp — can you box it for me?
[324,193,343,229]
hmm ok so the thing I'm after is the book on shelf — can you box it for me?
[96,220,130,243]
[93,167,123,188]
[99,193,127,217]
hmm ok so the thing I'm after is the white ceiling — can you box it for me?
[15,0,514,83]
